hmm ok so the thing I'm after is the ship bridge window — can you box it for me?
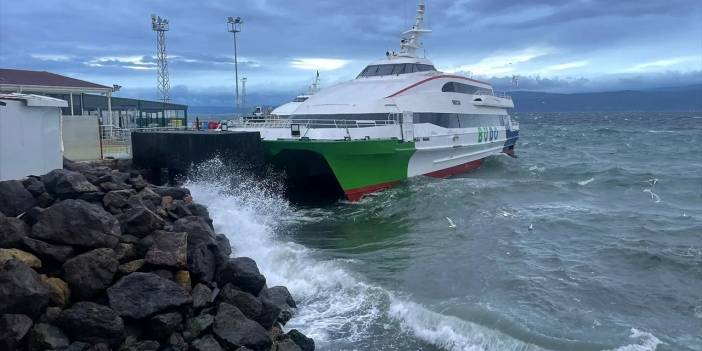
[358,63,437,77]
[292,96,309,102]
[442,82,491,95]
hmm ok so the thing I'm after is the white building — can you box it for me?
[0,94,67,181]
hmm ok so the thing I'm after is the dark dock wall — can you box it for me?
[131,131,264,182]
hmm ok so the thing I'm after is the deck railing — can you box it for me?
[477,90,512,100]
[228,117,399,129]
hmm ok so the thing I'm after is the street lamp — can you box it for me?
[227,16,242,115]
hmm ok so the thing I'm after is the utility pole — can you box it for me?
[151,14,170,103]
[241,77,247,112]
[227,16,242,115]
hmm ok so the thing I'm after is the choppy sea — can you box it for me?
[186,112,702,351]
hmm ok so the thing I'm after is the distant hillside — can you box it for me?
[510,84,702,112]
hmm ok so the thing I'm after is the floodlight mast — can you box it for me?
[151,14,170,103]
[227,16,242,115]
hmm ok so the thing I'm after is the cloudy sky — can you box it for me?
[1,0,701,107]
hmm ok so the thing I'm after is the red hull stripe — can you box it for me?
[386,75,491,98]
[344,181,400,202]
[424,159,484,179]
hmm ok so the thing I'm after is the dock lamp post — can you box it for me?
[227,16,242,115]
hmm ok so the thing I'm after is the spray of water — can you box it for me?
[183,159,663,351]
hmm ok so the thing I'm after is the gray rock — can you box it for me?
[137,188,162,209]
[152,186,190,200]
[58,301,124,347]
[64,341,91,351]
[41,169,99,199]
[287,330,315,351]
[216,257,266,296]
[190,334,223,351]
[148,312,182,340]
[21,237,74,263]
[62,248,118,299]
[184,313,214,340]
[120,206,164,237]
[214,234,232,266]
[277,339,303,351]
[107,272,191,319]
[260,286,297,325]
[38,307,62,324]
[0,180,36,216]
[86,342,111,351]
[192,283,213,310]
[22,177,46,196]
[28,323,69,350]
[103,189,136,214]
[145,231,187,269]
[99,182,133,192]
[114,243,137,263]
[31,199,121,249]
[35,192,55,208]
[167,332,188,351]
[256,295,282,329]
[77,191,105,203]
[213,303,271,351]
[174,216,217,282]
[119,340,160,351]
[0,217,30,248]
[128,176,148,190]
[19,206,43,226]
[0,314,33,351]
[218,284,262,320]
[0,260,50,318]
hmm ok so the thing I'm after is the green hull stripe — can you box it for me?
[263,139,416,191]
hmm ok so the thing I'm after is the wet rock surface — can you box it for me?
[0,161,312,351]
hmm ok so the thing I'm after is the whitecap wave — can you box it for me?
[578,177,595,186]
[608,328,663,351]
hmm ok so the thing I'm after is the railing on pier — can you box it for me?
[99,125,187,159]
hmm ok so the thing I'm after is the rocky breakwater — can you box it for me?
[0,161,314,351]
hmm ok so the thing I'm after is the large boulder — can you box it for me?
[216,257,266,296]
[152,186,190,200]
[148,312,183,340]
[260,286,297,325]
[21,237,74,263]
[58,302,125,347]
[22,177,46,196]
[212,303,271,351]
[218,284,262,320]
[0,217,30,248]
[28,323,69,350]
[175,216,217,282]
[192,283,214,310]
[190,334,223,351]
[120,206,164,237]
[0,180,36,216]
[103,189,136,214]
[145,231,188,269]
[31,199,121,249]
[184,313,214,341]
[0,314,33,351]
[62,248,118,299]
[0,260,50,318]
[257,296,283,329]
[107,272,191,319]
[41,169,99,199]
[287,330,315,351]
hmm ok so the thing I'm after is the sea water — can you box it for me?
[186,112,702,351]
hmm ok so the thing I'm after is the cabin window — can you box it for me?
[357,63,437,77]
[292,96,309,102]
[442,82,491,95]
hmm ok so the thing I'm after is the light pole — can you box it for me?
[227,16,242,115]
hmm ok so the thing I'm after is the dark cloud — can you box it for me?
[1,0,700,105]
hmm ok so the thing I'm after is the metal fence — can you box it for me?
[99,125,187,159]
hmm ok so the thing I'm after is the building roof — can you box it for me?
[0,93,69,108]
[0,68,111,90]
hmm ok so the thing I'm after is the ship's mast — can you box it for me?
[399,1,432,57]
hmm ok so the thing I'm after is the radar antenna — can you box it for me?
[399,1,432,57]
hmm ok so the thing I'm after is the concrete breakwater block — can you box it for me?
[131,131,264,180]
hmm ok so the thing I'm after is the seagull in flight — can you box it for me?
[446,217,456,229]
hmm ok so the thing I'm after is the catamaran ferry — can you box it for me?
[228,1,519,201]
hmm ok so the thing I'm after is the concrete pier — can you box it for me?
[131,131,264,183]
